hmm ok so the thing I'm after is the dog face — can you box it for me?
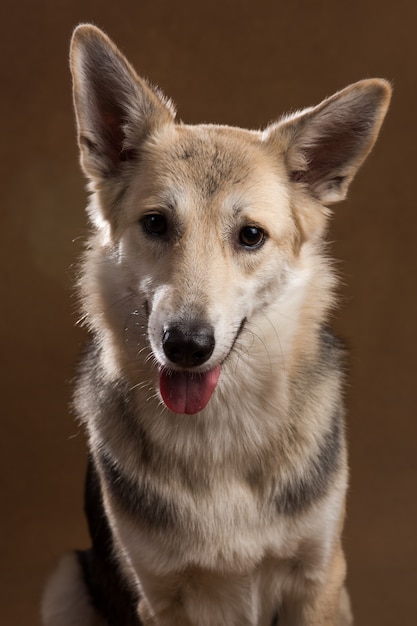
[70,25,391,414]
[117,124,301,413]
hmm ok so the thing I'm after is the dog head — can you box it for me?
[70,25,391,414]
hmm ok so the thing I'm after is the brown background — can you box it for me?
[1,1,416,625]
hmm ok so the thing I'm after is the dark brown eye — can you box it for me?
[141,213,168,237]
[238,226,265,249]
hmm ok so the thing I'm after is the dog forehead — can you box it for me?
[144,123,282,200]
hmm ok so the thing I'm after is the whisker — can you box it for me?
[257,312,286,375]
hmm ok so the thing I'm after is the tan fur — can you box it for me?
[43,24,391,626]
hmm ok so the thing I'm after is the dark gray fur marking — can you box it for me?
[98,448,179,530]
[275,409,343,515]
[79,457,142,625]
[276,326,345,515]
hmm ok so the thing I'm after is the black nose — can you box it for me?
[162,323,215,367]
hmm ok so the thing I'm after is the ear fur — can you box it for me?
[70,24,176,181]
[265,79,392,204]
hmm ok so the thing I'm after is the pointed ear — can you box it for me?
[264,79,391,204]
[70,24,175,180]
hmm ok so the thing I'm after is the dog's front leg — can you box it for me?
[135,568,260,626]
[279,542,353,626]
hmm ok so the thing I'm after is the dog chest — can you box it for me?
[96,444,346,581]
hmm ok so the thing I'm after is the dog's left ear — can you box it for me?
[265,79,391,204]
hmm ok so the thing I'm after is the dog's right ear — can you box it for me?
[70,24,175,181]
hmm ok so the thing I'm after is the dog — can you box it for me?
[41,23,391,626]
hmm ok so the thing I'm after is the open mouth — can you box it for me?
[158,318,246,415]
[159,365,221,415]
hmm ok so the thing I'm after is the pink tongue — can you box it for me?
[159,366,221,414]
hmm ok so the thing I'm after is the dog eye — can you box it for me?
[238,226,265,249]
[141,213,168,237]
